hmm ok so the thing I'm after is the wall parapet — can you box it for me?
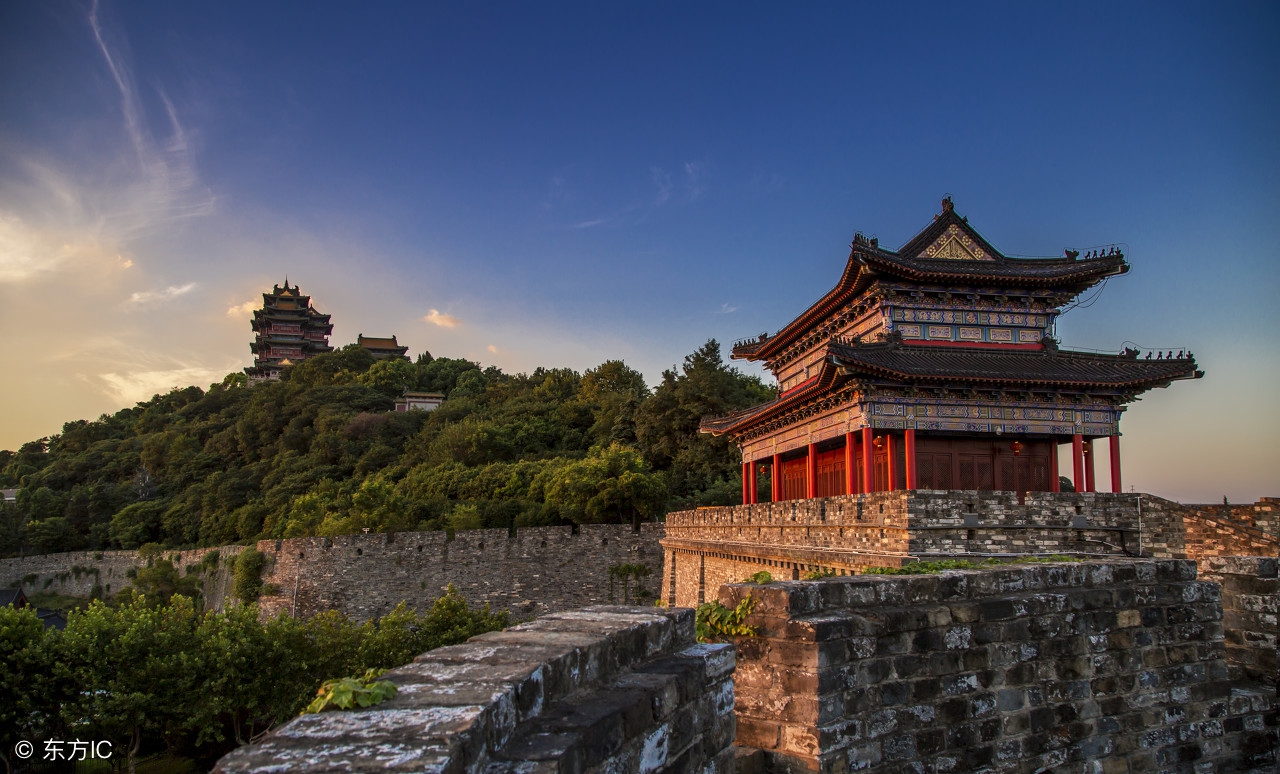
[1199,556,1279,684]
[214,605,736,774]
[720,559,1277,773]
[2,524,665,622]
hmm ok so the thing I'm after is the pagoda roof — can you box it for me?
[731,199,1127,362]
[701,341,1201,436]
[828,341,1200,389]
[358,334,406,350]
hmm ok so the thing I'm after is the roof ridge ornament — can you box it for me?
[941,196,954,214]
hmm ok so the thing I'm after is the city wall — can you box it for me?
[661,492,1279,607]
[215,605,737,774]
[722,559,1277,773]
[1,524,665,621]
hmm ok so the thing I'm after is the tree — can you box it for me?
[544,445,666,527]
[0,605,50,774]
[635,340,774,508]
[52,597,205,774]
[232,547,266,603]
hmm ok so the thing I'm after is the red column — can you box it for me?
[1084,439,1096,493]
[772,453,782,502]
[1050,442,1060,492]
[742,462,749,504]
[1071,434,1084,493]
[806,442,817,499]
[904,429,917,491]
[1109,435,1122,493]
[844,432,855,496]
[748,459,758,504]
[862,427,875,493]
[886,433,897,491]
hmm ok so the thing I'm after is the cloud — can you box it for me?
[226,300,258,318]
[716,303,739,314]
[486,344,499,354]
[98,364,237,405]
[572,219,605,229]
[651,167,673,205]
[684,162,707,200]
[126,282,196,307]
[424,309,462,328]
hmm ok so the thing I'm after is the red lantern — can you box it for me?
[1010,441,1024,456]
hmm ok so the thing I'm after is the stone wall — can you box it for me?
[255,524,664,621]
[720,559,1278,773]
[1187,498,1280,540]
[663,492,1147,607]
[1,524,665,621]
[1200,556,1279,684]
[1182,513,1279,562]
[214,605,737,774]
[0,545,242,610]
[662,492,1279,607]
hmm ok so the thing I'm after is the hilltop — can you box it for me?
[0,340,771,556]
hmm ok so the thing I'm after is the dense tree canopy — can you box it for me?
[0,589,507,772]
[0,341,772,554]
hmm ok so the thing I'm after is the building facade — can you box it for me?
[245,281,334,382]
[704,199,1202,501]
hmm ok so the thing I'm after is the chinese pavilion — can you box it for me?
[703,199,1202,502]
[245,281,335,382]
[357,334,411,361]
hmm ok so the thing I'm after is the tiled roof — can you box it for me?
[358,335,405,349]
[828,341,1200,389]
[703,341,1201,436]
[730,203,1126,362]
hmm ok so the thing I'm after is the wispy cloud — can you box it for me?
[651,167,673,205]
[98,363,236,404]
[572,219,605,229]
[424,309,462,328]
[226,300,258,318]
[684,162,707,200]
[716,303,739,314]
[486,344,499,354]
[126,282,196,307]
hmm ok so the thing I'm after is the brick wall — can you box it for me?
[1187,498,1280,540]
[720,559,1278,773]
[1200,556,1279,684]
[2,524,665,621]
[214,606,737,774]
[1183,513,1279,562]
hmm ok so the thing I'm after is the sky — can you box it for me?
[0,1,1276,503]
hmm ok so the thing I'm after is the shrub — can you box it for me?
[232,547,266,602]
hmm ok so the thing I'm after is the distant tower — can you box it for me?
[244,280,334,383]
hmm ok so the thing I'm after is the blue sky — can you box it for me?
[1,1,1276,501]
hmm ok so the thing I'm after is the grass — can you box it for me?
[862,555,1084,576]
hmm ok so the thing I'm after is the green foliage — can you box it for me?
[304,669,397,713]
[1,341,771,555]
[801,568,837,580]
[744,570,773,584]
[862,555,1084,575]
[695,596,757,642]
[232,547,266,602]
[0,587,506,766]
[608,563,652,604]
[130,558,202,606]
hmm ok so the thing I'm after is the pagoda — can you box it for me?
[704,198,1202,501]
[357,334,410,361]
[245,280,335,382]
